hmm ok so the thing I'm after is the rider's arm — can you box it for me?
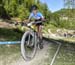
[28,13,33,22]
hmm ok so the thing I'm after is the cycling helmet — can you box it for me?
[31,5,38,11]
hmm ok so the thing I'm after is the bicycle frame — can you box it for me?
[25,25,36,32]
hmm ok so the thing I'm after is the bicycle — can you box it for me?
[21,21,44,61]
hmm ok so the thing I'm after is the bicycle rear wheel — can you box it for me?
[21,31,37,61]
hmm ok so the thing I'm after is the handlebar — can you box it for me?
[22,21,43,26]
[15,21,43,25]
[11,19,47,27]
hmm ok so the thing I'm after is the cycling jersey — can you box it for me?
[29,12,44,20]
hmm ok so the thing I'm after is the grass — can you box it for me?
[0,28,23,41]
[47,38,75,65]
[0,44,21,65]
[0,44,20,55]
[0,28,23,65]
[54,43,75,65]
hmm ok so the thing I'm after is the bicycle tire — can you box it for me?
[21,31,38,61]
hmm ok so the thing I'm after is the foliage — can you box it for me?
[0,0,75,29]
[17,5,29,20]
[0,28,23,41]
[50,9,75,29]
[54,9,75,18]
[0,0,51,20]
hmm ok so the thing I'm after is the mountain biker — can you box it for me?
[28,5,45,48]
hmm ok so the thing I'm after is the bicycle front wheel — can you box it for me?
[21,31,37,61]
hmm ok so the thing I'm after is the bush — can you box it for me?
[17,5,29,21]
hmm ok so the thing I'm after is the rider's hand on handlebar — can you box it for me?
[27,22,33,26]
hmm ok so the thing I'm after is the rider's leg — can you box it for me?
[37,25,42,39]
[37,25,43,49]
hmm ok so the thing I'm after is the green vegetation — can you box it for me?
[0,28,22,64]
[54,43,75,65]
[0,28,23,41]
[0,0,75,29]
[45,9,75,30]
[44,38,75,65]
[40,9,75,32]
[0,44,21,65]
[0,0,51,20]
